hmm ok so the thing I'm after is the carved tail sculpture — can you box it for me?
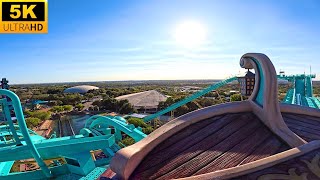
[240,53,306,147]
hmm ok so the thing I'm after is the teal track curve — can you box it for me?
[144,76,238,122]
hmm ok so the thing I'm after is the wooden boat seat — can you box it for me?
[130,112,289,179]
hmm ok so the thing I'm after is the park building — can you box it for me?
[115,90,167,113]
[63,85,99,94]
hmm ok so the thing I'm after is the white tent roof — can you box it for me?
[115,90,167,109]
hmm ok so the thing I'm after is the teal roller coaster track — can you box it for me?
[280,74,320,109]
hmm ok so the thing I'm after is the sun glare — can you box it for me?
[173,20,207,48]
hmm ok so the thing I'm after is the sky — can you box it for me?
[1,0,320,84]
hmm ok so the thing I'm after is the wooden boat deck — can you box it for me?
[235,149,320,179]
[283,113,320,142]
[129,112,289,180]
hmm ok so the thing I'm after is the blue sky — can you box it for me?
[1,0,320,84]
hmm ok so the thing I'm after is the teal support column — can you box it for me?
[1,99,21,145]
[0,89,52,178]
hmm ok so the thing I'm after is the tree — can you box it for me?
[119,137,135,147]
[92,100,101,106]
[230,94,242,102]
[61,94,83,105]
[142,126,154,134]
[127,117,148,128]
[119,103,136,114]
[32,111,51,120]
[62,105,73,112]
[175,105,189,116]
[25,117,41,128]
[25,110,51,120]
[85,93,94,99]
[75,103,85,111]
[51,106,64,113]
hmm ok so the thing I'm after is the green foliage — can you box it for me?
[93,97,136,114]
[75,103,85,111]
[62,105,73,111]
[127,117,148,128]
[119,102,136,114]
[32,93,83,106]
[47,88,63,94]
[61,94,83,105]
[25,110,51,120]
[31,94,49,101]
[51,105,73,112]
[33,111,51,120]
[51,106,64,113]
[119,137,135,147]
[85,93,94,99]
[142,126,154,134]
[25,117,41,128]
[205,92,218,97]
[127,117,154,134]
[175,105,190,116]
[230,94,242,102]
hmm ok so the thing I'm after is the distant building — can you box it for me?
[63,85,99,94]
[115,90,167,113]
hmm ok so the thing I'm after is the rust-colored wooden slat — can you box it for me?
[155,115,261,180]
[134,114,238,173]
[131,113,256,180]
[238,136,286,165]
[282,113,320,127]
[193,126,272,176]
[284,118,320,132]
[150,115,223,155]
[285,121,320,136]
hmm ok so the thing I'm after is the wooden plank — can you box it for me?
[131,113,257,180]
[284,118,320,132]
[193,125,272,176]
[285,121,320,136]
[282,113,320,127]
[150,115,223,155]
[238,136,285,165]
[154,115,262,180]
[237,150,320,180]
[285,127,320,141]
[134,114,241,173]
[295,113,320,122]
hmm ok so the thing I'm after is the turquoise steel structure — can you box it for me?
[0,89,146,179]
[280,74,320,109]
